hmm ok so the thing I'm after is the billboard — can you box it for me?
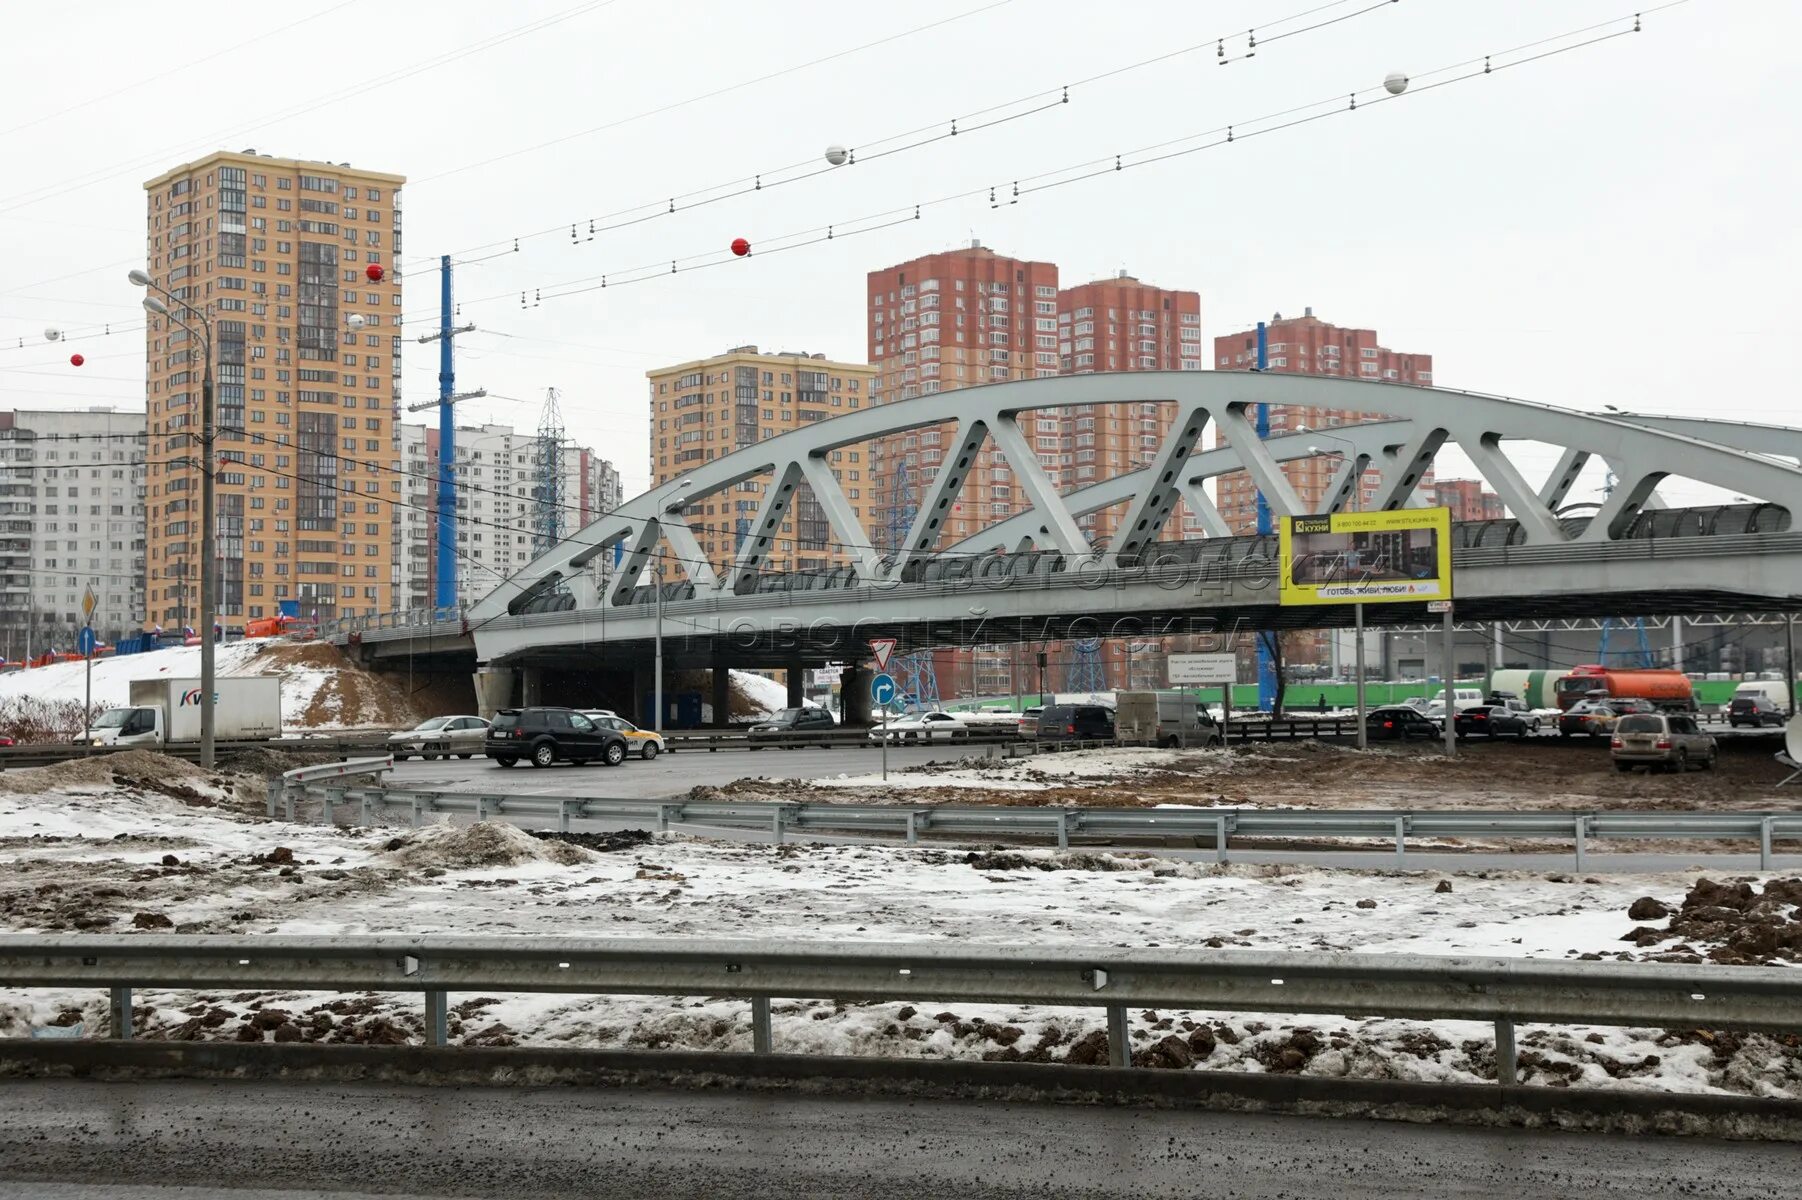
[1278,508,1454,607]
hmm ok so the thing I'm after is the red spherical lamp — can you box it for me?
[69,353,84,367]
[730,237,750,257]
[365,263,385,282]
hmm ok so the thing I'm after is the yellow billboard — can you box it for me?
[1278,507,1454,607]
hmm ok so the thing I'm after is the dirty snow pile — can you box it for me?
[2,774,1799,1097]
[824,746,1204,792]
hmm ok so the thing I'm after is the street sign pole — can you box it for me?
[80,584,98,755]
[1440,603,1458,757]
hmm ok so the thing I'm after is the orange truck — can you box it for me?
[1552,664,1695,712]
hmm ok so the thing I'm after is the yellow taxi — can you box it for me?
[582,711,665,760]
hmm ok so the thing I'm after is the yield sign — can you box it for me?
[870,638,897,673]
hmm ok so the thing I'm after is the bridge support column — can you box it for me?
[711,652,732,729]
[843,666,871,725]
[472,667,517,718]
[786,657,804,708]
[519,665,543,708]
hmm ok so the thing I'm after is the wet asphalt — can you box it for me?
[0,1079,1796,1199]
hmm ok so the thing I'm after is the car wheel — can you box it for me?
[604,742,626,766]
[458,753,473,760]
[1515,726,1528,741]
[494,757,516,769]
[641,742,659,760]
[1701,751,1717,771]
[1672,749,1689,774]
[531,743,556,769]
[1558,729,1570,739]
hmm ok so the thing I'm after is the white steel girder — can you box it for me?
[472,373,1802,622]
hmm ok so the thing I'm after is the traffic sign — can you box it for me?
[1427,600,1453,614]
[80,585,98,622]
[1168,652,1237,685]
[870,672,898,707]
[77,626,97,656]
[870,638,897,673]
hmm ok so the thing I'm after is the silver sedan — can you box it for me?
[388,715,490,760]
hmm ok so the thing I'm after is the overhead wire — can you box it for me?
[402,3,1677,323]
[414,0,1387,269]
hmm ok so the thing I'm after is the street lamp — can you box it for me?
[132,269,218,768]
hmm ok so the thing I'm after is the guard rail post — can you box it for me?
[751,997,773,1054]
[656,804,675,834]
[476,796,494,823]
[1575,816,1589,871]
[425,989,448,1047]
[1495,1019,1518,1085]
[1107,1004,1130,1068]
[1761,817,1774,871]
[358,790,376,826]
[1394,817,1407,867]
[772,806,786,844]
[109,985,133,1040]
[557,799,578,834]
[320,791,334,827]
[1056,809,1072,851]
[1214,814,1229,864]
[410,796,427,828]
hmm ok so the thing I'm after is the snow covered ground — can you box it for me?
[0,758,1796,1097]
[729,669,822,719]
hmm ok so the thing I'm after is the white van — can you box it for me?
[1424,687,1484,719]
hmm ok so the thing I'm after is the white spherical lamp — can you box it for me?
[824,144,849,167]
[1383,72,1409,95]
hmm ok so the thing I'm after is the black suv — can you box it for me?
[486,707,629,769]
[1035,704,1116,742]
[748,706,837,748]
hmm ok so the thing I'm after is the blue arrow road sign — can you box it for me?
[77,626,97,656]
[870,672,898,707]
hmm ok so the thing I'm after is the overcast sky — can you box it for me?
[0,0,1792,505]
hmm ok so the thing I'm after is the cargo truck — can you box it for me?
[1116,691,1223,748]
[81,677,283,747]
[1551,664,1694,712]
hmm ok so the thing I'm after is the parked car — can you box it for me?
[582,711,665,759]
[1558,700,1621,739]
[1365,705,1441,741]
[1034,703,1115,742]
[869,710,969,743]
[1017,705,1044,739]
[1610,712,1717,772]
[1453,704,1536,740]
[1729,691,1790,729]
[388,715,489,760]
[485,707,629,769]
[748,706,836,748]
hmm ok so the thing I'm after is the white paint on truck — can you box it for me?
[84,677,282,747]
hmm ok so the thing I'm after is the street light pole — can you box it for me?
[134,271,216,768]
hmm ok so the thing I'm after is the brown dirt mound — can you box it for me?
[1621,876,1802,966]
[0,749,211,796]
[381,821,593,870]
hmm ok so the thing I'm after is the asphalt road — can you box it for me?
[384,742,964,797]
[1,1080,1796,1199]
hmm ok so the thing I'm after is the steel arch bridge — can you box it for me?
[441,372,1802,671]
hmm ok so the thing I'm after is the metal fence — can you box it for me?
[279,783,1802,870]
[3,934,1794,1086]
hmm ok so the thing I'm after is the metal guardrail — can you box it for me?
[272,756,395,812]
[0,736,393,771]
[2,934,1795,1084]
[288,784,1802,870]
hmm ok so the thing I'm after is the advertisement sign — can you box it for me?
[1278,508,1454,607]
[1168,653,1237,685]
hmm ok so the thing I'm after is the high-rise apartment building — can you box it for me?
[141,151,404,631]
[867,244,1061,546]
[1055,272,1205,544]
[397,422,623,608]
[1431,478,1504,522]
[648,347,877,577]
[1212,308,1433,532]
[0,408,146,655]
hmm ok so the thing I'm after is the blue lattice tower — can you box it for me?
[884,453,941,711]
[1599,618,1656,669]
[1067,638,1105,693]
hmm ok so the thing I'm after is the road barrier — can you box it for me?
[2,934,1795,1085]
[0,736,391,771]
[282,783,1802,870]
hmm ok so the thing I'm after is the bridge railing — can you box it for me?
[3,933,1795,1084]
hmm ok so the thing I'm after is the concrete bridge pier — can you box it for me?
[842,665,871,725]
[786,656,804,708]
[711,650,731,729]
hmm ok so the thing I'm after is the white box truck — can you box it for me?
[82,677,282,747]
